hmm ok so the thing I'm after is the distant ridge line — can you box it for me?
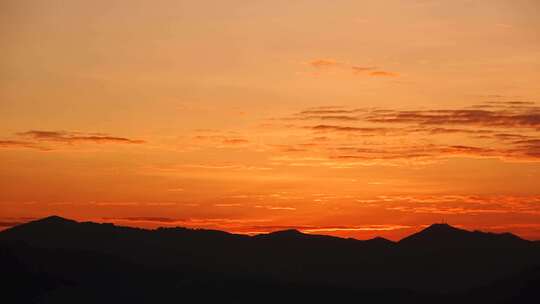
[1,215,532,242]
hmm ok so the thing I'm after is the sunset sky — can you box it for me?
[1,0,539,240]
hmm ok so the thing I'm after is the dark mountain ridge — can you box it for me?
[5,215,531,245]
[399,223,530,250]
[2,216,539,303]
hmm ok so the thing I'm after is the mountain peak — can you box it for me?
[398,223,529,248]
[422,223,462,232]
[368,236,394,244]
[0,215,80,243]
[255,229,306,239]
[398,223,472,246]
[34,215,76,225]
[269,229,304,236]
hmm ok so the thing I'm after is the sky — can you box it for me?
[1,0,539,240]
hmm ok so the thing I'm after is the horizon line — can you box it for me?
[3,215,538,242]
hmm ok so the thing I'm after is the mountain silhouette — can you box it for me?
[399,223,528,249]
[260,228,305,238]
[1,216,538,303]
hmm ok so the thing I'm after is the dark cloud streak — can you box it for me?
[18,130,145,144]
[0,130,145,151]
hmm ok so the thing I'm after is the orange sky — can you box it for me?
[1,0,539,240]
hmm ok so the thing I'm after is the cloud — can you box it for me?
[365,107,540,129]
[351,66,377,73]
[299,109,361,115]
[254,205,297,211]
[419,127,494,135]
[332,144,535,161]
[302,115,360,121]
[511,139,540,157]
[306,59,398,77]
[357,194,540,216]
[148,164,273,173]
[513,139,540,145]
[108,217,181,223]
[271,145,309,153]
[243,224,410,234]
[309,59,341,68]
[215,203,243,207]
[0,130,146,151]
[369,71,399,77]
[310,125,395,135]
[487,100,535,106]
[303,224,410,233]
[0,140,48,150]
[493,133,530,140]
[97,217,408,236]
[192,132,250,147]
[222,138,250,145]
[386,206,512,215]
[275,102,540,162]
[98,216,278,233]
[331,144,540,164]
[17,130,145,144]
[440,145,496,155]
[292,108,365,121]
[94,202,140,206]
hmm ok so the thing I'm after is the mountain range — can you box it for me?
[2,216,539,303]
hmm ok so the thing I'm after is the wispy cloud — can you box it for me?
[192,131,250,147]
[369,71,399,77]
[108,217,181,223]
[351,66,377,73]
[310,125,395,135]
[360,194,540,216]
[299,109,362,115]
[276,101,540,163]
[303,224,410,233]
[255,205,297,211]
[222,138,250,145]
[364,103,540,129]
[307,58,399,77]
[0,130,145,151]
[0,140,48,150]
[18,130,145,144]
[309,59,341,68]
